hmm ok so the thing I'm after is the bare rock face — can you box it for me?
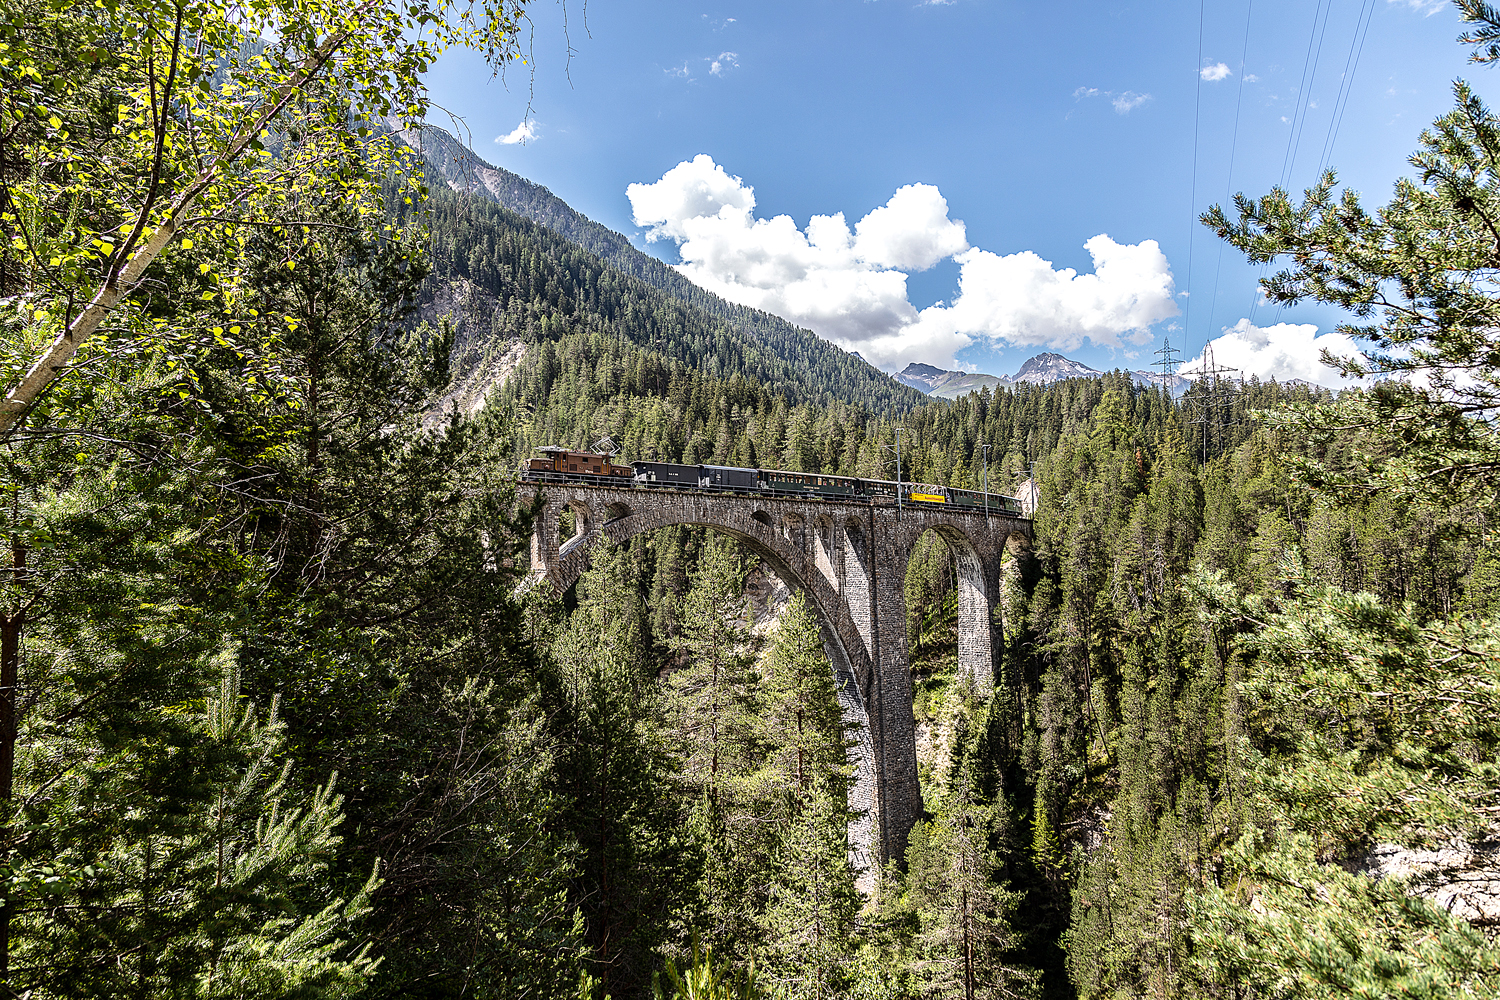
[416,278,527,429]
[1353,840,1500,927]
[743,560,793,634]
[893,362,954,394]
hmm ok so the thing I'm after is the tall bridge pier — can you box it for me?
[519,483,1032,875]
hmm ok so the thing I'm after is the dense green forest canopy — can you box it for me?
[405,179,929,422]
[402,124,930,415]
[2,0,1500,998]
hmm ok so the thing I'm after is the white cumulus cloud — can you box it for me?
[1389,0,1450,14]
[1112,91,1152,114]
[1183,318,1361,386]
[1076,87,1153,114]
[1200,62,1232,81]
[852,184,968,271]
[495,119,536,145]
[626,156,1181,370]
[907,236,1179,354]
[628,154,756,243]
[710,51,739,75]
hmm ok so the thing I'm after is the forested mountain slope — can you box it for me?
[398,123,928,418]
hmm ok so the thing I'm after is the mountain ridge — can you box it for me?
[395,123,929,414]
[897,353,1198,398]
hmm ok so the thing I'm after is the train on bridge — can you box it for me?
[522,446,1026,516]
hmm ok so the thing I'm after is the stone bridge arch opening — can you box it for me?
[812,516,837,590]
[525,492,878,882]
[556,501,592,556]
[904,523,997,698]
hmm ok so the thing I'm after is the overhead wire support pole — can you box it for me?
[896,427,903,520]
[1182,342,1239,465]
[880,424,907,519]
[982,443,991,522]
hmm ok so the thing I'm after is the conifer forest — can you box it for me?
[3,1,1500,997]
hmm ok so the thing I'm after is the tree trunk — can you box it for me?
[0,538,26,999]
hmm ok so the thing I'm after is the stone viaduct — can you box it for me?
[518,482,1031,877]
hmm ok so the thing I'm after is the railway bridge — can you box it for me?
[518,482,1032,878]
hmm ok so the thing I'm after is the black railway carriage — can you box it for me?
[631,462,761,491]
[704,465,761,490]
[758,469,858,497]
[631,461,704,488]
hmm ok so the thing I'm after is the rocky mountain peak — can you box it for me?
[1012,352,1100,385]
[896,362,967,394]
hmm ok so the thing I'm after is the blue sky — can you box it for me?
[425,0,1485,384]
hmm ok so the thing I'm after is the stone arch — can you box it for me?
[907,522,997,695]
[558,499,592,559]
[781,512,805,551]
[812,515,838,591]
[532,491,880,882]
[840,516,875,657]
[516,483,1033,876]
[529,493,594,580]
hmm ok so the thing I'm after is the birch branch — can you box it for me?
[0,1,381,436]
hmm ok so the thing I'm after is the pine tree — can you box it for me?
[909,761,1036,1000]
[665,536,765,945]
[552,544,700,997]
[20,659,379,999]
[760,593,847,797]
[760,791,860,1000]
[1171,3,1500,993]
[667,537,761,806]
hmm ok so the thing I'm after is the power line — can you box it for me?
[1252,0,1332,330]
[1206,0,1256,355]
[1279,0,1332,190]
[1317,0,1377,177]
[1285,0,1335,188]
[1274,0,1362,325]
[1185,0,1208,347]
